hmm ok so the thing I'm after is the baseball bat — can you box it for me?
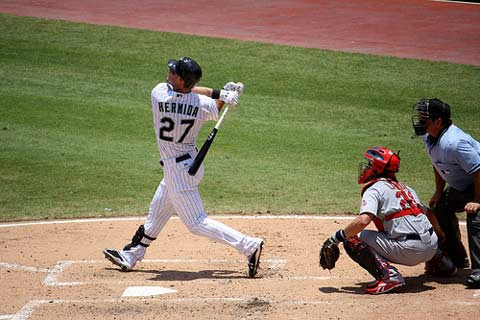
[188,105,230,176]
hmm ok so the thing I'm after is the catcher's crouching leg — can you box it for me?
[343,236,389,281]
[344,236,405,294]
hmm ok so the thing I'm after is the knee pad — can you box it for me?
[343,236,389,281]
[123,224,157,250]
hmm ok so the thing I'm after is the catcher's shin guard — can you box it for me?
[123,224,157,251]
[343,236,390,281]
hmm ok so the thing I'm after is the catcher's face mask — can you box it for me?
[358,158,374,184]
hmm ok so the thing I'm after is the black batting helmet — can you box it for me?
[168,57,202,89]
[412,98,451,136]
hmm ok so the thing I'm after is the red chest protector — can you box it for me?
[361,178,424,232]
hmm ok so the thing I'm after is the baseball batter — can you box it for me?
[320,146,444,294]
[104,57,264,277]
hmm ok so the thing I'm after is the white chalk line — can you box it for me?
[43,258,287,286]
[0,215,357,228]
[40,258,339,286]
[43,260,84,286]
[0,258,335,287]
[0,262,50,273]
[0,215,467,228]
[432,0,480,5]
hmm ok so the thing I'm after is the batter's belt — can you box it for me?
[159,154,191,167]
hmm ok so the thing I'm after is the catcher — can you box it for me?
[320,146,454,294]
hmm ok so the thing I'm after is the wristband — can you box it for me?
[332,229,346,243]
[211,89,221,99]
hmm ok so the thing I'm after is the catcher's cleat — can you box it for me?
[248,241,264,278]
[365,279,405,295]
[424,250,458,277]
[466,272,480,289]
[103,249,133,272]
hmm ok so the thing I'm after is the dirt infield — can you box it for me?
[0,0,479,65]
[1,216,478,319]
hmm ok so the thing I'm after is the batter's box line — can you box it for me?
[43,258,288,286]
[0,262,51,273]
[0,260,392,286]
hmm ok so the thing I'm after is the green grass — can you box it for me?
[0,14,479,221]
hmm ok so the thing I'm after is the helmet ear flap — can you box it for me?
[387,151,400,173]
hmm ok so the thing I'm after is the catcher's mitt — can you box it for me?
[319,237,340,270]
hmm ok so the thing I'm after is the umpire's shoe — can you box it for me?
[103,249,133,272]
[466,272,480,289]
[248,241,264,277]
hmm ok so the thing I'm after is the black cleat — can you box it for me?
[248,241,264,278]
[466,272,480,289]
[103,249,133,272]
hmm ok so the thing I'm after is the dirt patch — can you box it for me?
[0,0,479,65]
[0,216,478,319]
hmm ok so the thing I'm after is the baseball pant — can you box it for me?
[360,229,437,267]
[139,158,261,261]
[434,186,480,271]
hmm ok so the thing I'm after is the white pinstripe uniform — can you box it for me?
[119,82,262,267]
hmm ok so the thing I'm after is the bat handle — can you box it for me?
[215,105,230,129]
[187,104,231,176]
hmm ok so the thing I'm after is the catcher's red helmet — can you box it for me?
[358,146,400,184]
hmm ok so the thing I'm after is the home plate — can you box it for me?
[122,286,177,297]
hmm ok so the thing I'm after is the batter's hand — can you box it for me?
[219,89,240,106]
[223,82,245,96]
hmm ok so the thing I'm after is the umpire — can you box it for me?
[412,98,480,288]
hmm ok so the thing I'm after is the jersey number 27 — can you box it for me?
[159,117,195,143]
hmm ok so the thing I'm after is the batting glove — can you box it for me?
[219,89,240,106]
[223,82,245,96]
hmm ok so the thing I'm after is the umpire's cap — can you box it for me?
[168,57,202,89]
[414,98,451,122]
